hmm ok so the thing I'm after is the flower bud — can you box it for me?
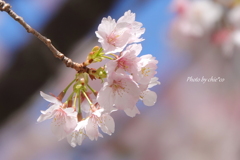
[96,66,107,79]
[57,91,65,101]
[68,99,73,108]
[92,46,100,52]
[77,113,83,122]
[83,73,89,84]
[73,83,82,93]
[62,102,67,108]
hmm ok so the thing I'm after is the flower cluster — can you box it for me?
[37,10,159,147]
[170,0,240,56]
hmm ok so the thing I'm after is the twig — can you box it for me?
[0,0,89,73]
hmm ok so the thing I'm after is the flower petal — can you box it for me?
[114,75,140,110]
[97,84,115,112]
[67,132,77,147]
[85,118,102,141]
[40,91,62,105]
[99,114,115,135]
[124,106,140,117]
[37,104,59,122]
[148,77,161,88]
[142,90,157,106]
[51,116,67,141]
[64,115,78,134]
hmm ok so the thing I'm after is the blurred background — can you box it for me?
[0,0,240,160]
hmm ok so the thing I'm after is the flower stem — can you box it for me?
[102,55,114,60]
[109,53,118,59]
[63,91,74,108]
[87,84,97,96]
[82,91,92,106]
[63,79,76,93]
[78,90,82,114]
[67,91,75,101]
[0,0,88,72]
[72,91,78,111]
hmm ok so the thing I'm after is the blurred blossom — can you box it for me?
[172,0,222,37]
[170,0,240,57]
[160,0,240,160]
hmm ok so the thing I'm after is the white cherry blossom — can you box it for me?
[85,109,103,141]
[67,119,88,147]
[37,91,78,141]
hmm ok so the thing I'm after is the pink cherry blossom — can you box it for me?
[85,108,115,141]
[171,0,190,15]
[124,78,160,116]
[117,10,145,43]
[140,77,160,107]
[37,91,78,141]
[97,72,140,112]
[172,0,223,37]
[95,16,131,54]
[95,10,145,54]
[133,54,158,85]
[36,10,160,146]
[106,44,142,74]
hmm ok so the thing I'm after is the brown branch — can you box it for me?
[0,0,89,73]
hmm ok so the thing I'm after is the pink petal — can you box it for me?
[124,106,140,117]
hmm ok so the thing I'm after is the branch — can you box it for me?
[0,0,89,72]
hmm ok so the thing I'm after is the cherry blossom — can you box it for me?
[173,0,223,37]
[67,119,88,147]
[139,77,160,107]
[85,109,103,141]
[37,91,78,140]
[85,108,115,141]
[95,10,145,54]
[123,78,160,116]
[170,0,240,56]
[97,72,141,112]
[106,44,142,74]
[171,0,190,15]
[133,54,158,85]
[117,10,145,43]
[37,10,159,147]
